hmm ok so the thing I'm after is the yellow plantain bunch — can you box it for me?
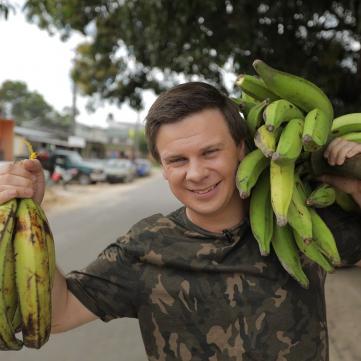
[235,60,361,288]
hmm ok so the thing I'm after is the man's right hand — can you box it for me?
[0,159,46,205]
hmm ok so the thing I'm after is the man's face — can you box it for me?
[156,108,245,225]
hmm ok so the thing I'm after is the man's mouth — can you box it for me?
[190,181,220,194]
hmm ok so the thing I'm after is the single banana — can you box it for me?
[302,108,331,151]
[271,222,309,289]
[0,199,23,350]
[14,198,52,349]
[309,208,341,266]
[263,99,304,132]
[293,231,334,273]
[270,159,295,226]
[253,59,334,121]
[340,132,361,143]
[236,74,279,102]
[287,182,313,243]
[272,118,304,162]
[236,149,269,199]
[334,189,359,212]
[246,98,270,137]
[331,113,361,136]
[306,183,336,208]
[254,124,280,158]
[250,169,273,256]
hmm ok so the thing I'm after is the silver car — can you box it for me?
[104,159,137,183]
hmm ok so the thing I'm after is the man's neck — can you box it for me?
[185,198,248,233]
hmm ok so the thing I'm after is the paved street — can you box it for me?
[3,170,360,361]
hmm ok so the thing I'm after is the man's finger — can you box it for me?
[334,143,357,165]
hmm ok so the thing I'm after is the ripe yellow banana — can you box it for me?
[272,118,304,162]
[293,231,334,273]
[254,124,280,158]
[309,208,341,266]
[306,184,336,208]
[253,59,334,121]
[287,182,313,243]
[302,108,331,151]
[250,169,273,256]
[236,149,269,199]
[246,98,270,137]
[236,74,279,102]
[270,159,295,226]
[331,113,361,136]
[271,222,309,289]
[0,199,23,350]
[14,198,52,349]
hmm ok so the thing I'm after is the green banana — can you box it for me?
[246,98,270,137]
[271,222,309,289]
[236,149,269,199]
[272,118,304,162]
[340,132,361,143]
[263,99,304,132]
[302,108,331,151]
[254,124,280,158]
[14,198,52,349]
[231,97,257,118]
[331,113,361,136]
[293,231,334,273]
[236,74,279,102]
[309,208,341,266]
[306,184,336,208]
[253,59,334,121]
[270,159,295,226]
[250,169,273,256]
[287,182,313,243]
[0,199,23,350]
[335,189,359,212]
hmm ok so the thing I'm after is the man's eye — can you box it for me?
[205,149,218,155]
[169,158,185,164]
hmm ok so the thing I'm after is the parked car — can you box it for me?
[42,149,106,185]
[135,158,152,177]
[104,159,137,183]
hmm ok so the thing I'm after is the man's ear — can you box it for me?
[238,139,246,161]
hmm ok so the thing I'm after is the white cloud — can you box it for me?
[0,10,156,128]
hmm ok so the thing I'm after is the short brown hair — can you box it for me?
[145,82,247,162]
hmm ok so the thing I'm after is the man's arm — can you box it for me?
[51,267,98,334]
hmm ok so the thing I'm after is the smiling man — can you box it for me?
[0,82,361,360]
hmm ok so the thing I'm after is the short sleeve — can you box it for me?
[66,240,139,322]
[317,204,361,266]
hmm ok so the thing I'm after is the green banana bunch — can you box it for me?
[14,198,54,349]
[253,59,334,121]
[263,99,304,132]
[302,108,331,151]
[236,149,269,199]
[270,159,295,226]
[331,113,361,136]
[245,98,270,137]
[340,132,361,143]
[272,118,304,162]
[254,124,280,158]
[0,200,23,350]
[306,184,336,208]
[271,221,309,289]
[236,74,279,102]
[249,169,273,256]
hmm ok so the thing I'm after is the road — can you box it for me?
[3,171,361,361]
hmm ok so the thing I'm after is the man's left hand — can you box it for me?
[317,138,361,208]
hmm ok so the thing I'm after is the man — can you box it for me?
[0,82,360,360]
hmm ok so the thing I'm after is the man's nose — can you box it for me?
[186,159,208,182]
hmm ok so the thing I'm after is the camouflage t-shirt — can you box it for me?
[66,204,361,361]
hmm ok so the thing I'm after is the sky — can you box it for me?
[0,5,156,128]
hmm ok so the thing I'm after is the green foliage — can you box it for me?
[20,0,361,114]
[0,80,73,129]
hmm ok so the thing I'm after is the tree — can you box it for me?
[19,0,361,114]
[0,80,73,130]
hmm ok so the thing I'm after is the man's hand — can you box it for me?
[0,159,45,205]
[318,138,361,208]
